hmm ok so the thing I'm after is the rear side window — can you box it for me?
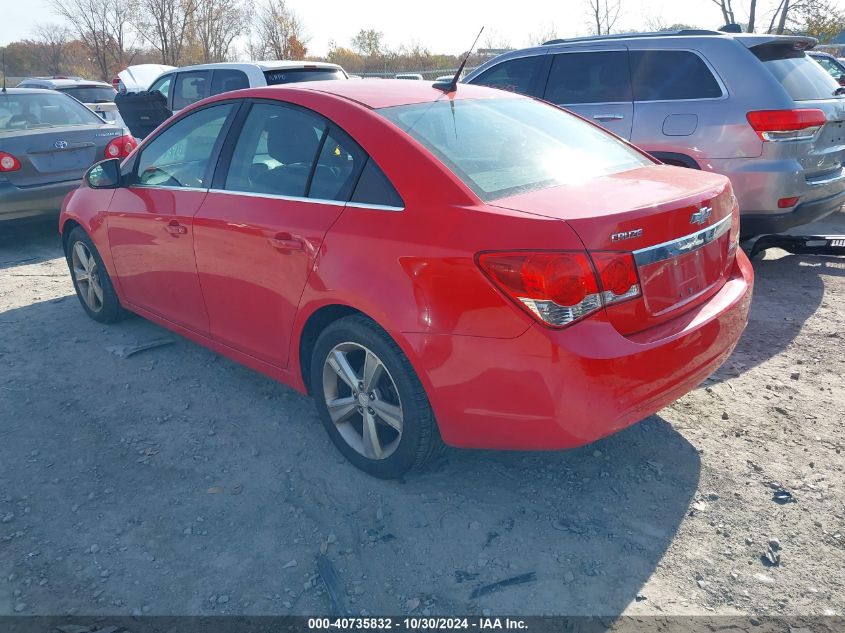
[211,69,249,95]
[264,68,345,85]
[471,56,546,95]
[630,50,722,101]
[544,51,631,104]
[173,71,210,110]
[350,160,403,208]
[309,127,367,201]
[755,45,841,101]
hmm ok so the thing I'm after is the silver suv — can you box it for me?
[464,30,845,235]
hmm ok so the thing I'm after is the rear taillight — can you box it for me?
[747,109,826,141]
[0,151,21,172]
[477,251,641,328]
[105,135,136,158]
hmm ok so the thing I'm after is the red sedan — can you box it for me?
[60,80,753,478]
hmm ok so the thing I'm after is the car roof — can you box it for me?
[170,60,344,73]
[1,87,64,95]
[17,77,113,88]
[541,30,818,50]
[253,78,522,109]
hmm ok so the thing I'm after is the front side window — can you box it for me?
[173,71,210,110]
[224,103,327,197]
[211,69,250,95]
[471,56,546,95]
[379,97,651,201]
[134,103,232,188]
[0,93,103,131]
[149,74,172,100]
[544,51,631,104]
[630,50,723,101]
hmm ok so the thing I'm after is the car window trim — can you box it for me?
[542,47,633,105]
[628,48,728,103]
[204,187,404,212]
[127,99,242,190]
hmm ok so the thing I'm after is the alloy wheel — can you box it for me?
[71,241,104,313]
[322,342,403,460]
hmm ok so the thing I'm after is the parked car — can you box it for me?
[115,61,349,139]
[0,88,135,222]
[60,80,752,478]
[15,77,125,127]
[113,64,175,94]
[465,30,845,236]
[395,73,424,80]
[808,51,845,86]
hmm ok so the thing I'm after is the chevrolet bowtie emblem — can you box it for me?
[690,206,712,225]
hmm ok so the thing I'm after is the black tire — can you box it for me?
[310,315,443,479]
[65,226,130,324]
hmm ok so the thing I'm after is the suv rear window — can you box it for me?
[630,50,722,101]
[378,98,651,201]
[57,86,117,103]
[264,68,345,84]
[754,45,841,101]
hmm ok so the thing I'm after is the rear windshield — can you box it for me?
[264,68,346,85]
[57,86,117,104]
[754,45,842,101]
[0,93,103,131]
[378,98,651,201]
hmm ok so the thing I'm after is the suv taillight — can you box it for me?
[0,151,21,172]
[747,109,826,141]
[477,251,641,328]
[105,135,136,158]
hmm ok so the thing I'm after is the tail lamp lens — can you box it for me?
[0,152,21,172]
[747,109,826,141]
[105,135,136,158]
[478,251,640,328]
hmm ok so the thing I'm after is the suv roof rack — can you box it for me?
[543,30,723,46]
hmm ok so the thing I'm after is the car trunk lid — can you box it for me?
[490,165,739,334]
[1,124,121,187]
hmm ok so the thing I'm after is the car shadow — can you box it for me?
[0,294,699,617]
[0,218,63,270]
[709,253,845,383]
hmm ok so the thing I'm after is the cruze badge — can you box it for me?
[611,228,643,242]
[690,206,712,225]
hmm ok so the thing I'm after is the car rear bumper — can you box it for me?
[404,250,754,450]
[0,179,79,221]
[740,188,845,236]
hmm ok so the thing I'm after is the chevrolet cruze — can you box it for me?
[59,80,754,478]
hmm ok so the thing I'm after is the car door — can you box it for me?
[193,100,368,367]
[107,102,236,332]
[541,48,633,139]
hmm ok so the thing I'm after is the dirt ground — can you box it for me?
[0,211,843,619]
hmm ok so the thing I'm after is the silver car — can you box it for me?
[465,30,845,235]
[16,77,125,128]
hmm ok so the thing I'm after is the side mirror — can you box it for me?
[85,158,121,189]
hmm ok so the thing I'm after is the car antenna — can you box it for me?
[2,49,6,93]
[433,26,484,93]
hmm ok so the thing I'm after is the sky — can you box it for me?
[0,0,836,56]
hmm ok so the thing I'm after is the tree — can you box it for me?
[252,0,309,60]
[135,0,198,66]
[48,0,138,81]
[587,0,621,35]
[194,0,251,63]
[798,0,845,42]
[351,29,384,58]
[32,24,72,76]
[710,0,736,26]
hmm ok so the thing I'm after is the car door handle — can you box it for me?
[164,221,188,235]
[268,233,304,251]
[593,113,625,121]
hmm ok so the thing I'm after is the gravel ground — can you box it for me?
[0,211,843,619]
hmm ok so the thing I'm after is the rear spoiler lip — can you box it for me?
[742,35,819,50]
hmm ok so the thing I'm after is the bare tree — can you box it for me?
[528,24,560,46]
[32,24,72,76]
[350,29,384,58]
[135,0,198,66]
[251,0,309,60]
[194,0,251,63]
[748,0,758,32]
[48,0,137,80]
[587,0,621,35]
[709,0,736,26]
